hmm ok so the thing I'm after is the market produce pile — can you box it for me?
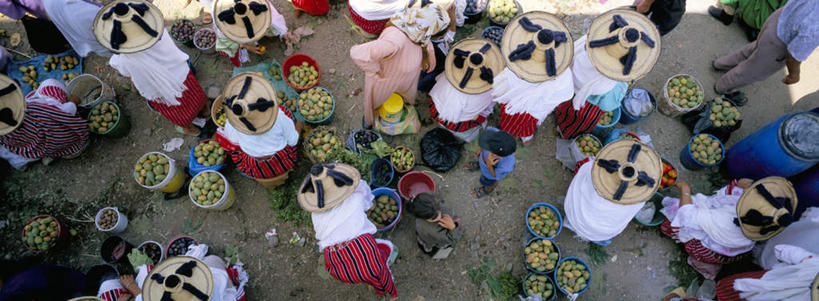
[371,160,392,187]
[660,161,677,188]
[194,140,226,167]
[97,209,118,230]
[709,98,741,127]
[464,0,486,14]
[488,0,517,24]
[556,259,590,294]
[269,64,283,81]
[597,111,614,126]
[667,75,704,109]
[288,62,319,89]
[524,275,554,299]
[194,29,216,49]
[167,237,196,257]
[138,242,162,263]
[214,102,226,127]
[18,65,38,89]
[277,90,297,112]
[299,87,333,122]
[306,128,342,162]
[528,206,559,238]
[88,102,119,134]
[134,154,171,187]
[367,194,399,228]
[23,216,59,251]
[191,171,227,206]
[524,239,559,273]
[353,130,380,151]
[576,135,601,157]
[689,134,723,165]
[62,72,79,84]
[482,26,504,46]
[43,55,78,71]
[390,146,415,172]
[170,20,195,42]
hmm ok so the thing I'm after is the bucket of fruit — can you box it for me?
[369,158,395,188]
[481,26,504,47]
[297,86,335,125]
[464,0,488,24]
[22,214,66,253]
[303,126,344,163]
[591,108,621,137]
[188,139,228,176]
[67,74,115,109]
[390,145,416,173]
[346,129,383,155]
[522,273,557,301]
[211,96,227,128]
[193,28,216,53]
[554,256,591,296]
[87,101,130,138]
[95,207,128,233]
[659,74,705,118]
[189,170,236,210]
[137,240,165,264]
[575,134,602,157]
[283,54,320,92]
[170,19,196,45]
[680,133,724,170]
[367,188,402,231]
[525,203,563,240]
[488,0,520,26]
[165,235,199,258]
[133,152,186,193]
[682,97,743,142]
[659,159,678,190]
[523,237,561,275]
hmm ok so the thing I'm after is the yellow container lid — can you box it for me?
[378,93,404,121]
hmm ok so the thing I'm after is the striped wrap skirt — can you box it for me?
[148,71,208,128]
[499,104,538,138]
[323,234,397,298]
[553,100,604,140]
[348,4,389,35]
[715,270,767,301]
[0,103,89,159]
[429,99,486,133]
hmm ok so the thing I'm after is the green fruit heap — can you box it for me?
[88,102,119,134]
[194,140,226,167]
[214,104,226,127]
[269,64,283,81]
[488,0,517,23]
[275,90,296,112]
[525,239,559,272]
[288,62,318,89]
[19,65,38,89]
[689,134,722,165]
[134,153,171,187]
[190,171,226,206]
[62,72,79,84]
[667,75,704,109]
[299,87,333,122]
[576,135,601,157]
[597,111,614,126]
[307,129,341,162]
[524,275,554,298]
[709,98,740,127]
[367,195,399,227]
[43,55,78,72]
[528,206,559,238]
[97,209,118,230]
[390,147,414,171]
[23,216,58,251]
[556,260,589,294]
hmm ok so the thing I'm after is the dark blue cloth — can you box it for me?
[0,265,86,301]
[417,40,447,93]
[479,175,496,187]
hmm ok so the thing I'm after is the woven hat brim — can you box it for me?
[298,164,362,213]
[585,9,660,81]
[93,0,164,53]
[223,72,279,135]
[591,139,662,205]
[736,177,797,241]
[0,75,25,136]
[143,256,213,301]
[812,273,818,301]
[214,0,272,44]
[444,38,505,94]
[501,11,573,83]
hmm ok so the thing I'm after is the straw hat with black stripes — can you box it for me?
[0,74,25,136]
[592,139,662,205]
[585,9,661,81]
[298,163,362,213]
[222,72,279,135]
[444,38,505,94]
[501,11,573,83]
[214,0,272,44]
[735,177,798,241]
[93,0,164,53]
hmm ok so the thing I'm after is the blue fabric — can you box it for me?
[776,0,819,62]
[417,40,447,92]
[0,265,86,301]
[587,81,628,112]
[479,175,496,187]
[479,149,516,182]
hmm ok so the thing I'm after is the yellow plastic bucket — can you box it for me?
[378,93,404,123]
[189,171,236,211]
[134,152,185,193]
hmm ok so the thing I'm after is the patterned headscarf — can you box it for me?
[389,3,450,44]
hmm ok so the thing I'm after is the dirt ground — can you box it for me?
[0,0,817,300]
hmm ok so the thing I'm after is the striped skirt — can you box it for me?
[554,100,603,140]
[715,270,767,301]
[429,99,486,132]
[499,104,538,138]
[232,145,298,179]
[349,4,389,34]
[660,219,747,265]
[293,0,329,15]
[148,71,208,128]
[0,103,89,159]
[323,234,397,298]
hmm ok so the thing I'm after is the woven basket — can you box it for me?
[303,126,344,164]
[390,145,416,173]
[658,74,705,118]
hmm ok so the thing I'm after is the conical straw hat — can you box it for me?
[585,9,661,81]
[445,38,505,94]
[93,0,164,53]
[591,139,662,205]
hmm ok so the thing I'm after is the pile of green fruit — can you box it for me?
[287,62,318,89]
[269,64,283,81]
[62,72,79,84]
[525,239,559,273]
[214,103,226,127]
[193,140,225,167]
[274,90,297,112]
[43,55,78,71]
[488,0,518,24]
[97,209,118,230]
[524,275,554,298]
[576,135,601,157]
[88,102,119,133]
[597,111,614,126]
[367,195,399,227]
[19,65,38,89]
[190,171,226,206]
[689,134,722,165]
[134,153,171,187]
[23,216,59,252]
[390,146,414,172]
[528,206,559,238]
[667,75,704,109]
[306,128,342,162]
[299,87,333,122]
[709,98,740,127]
[556,259,590,294]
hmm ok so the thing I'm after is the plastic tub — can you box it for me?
[21,214,67,253]
[67,74,116,109]
[193,28,216,53]
[523,237,561,275]
[94,207,128,233]
[165,235,199,258]
[659,158,678,191]
[632,192,665,226]
[525,202,563,240]
[297,86,335,125]
[346,129,383,155]
[87,101,130,138]
[679,134,724,170]
[481,26,504,46]
[137,240,165,264]
[188,139,227,176]
[398,171,436,200]
[488,0,521,26]
[371,187,402,231]
[658,74,705,118]
[369,158,394,188]
[554,256,592,296]
[464,0,488,24]
[100,236,134,264]
[189,170,236,211]
[620,89,656,124]
[282,54,320,92]
[134,152,186,193]
[522,273,558,301]
[591,108,621,137]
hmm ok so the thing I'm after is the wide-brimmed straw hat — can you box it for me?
[298,163,361,213]
[142,256,214,301]
[93,0,164,53]
[812,273,818,301]
[591,139,662,205]
[501,11,573,83]
[222,72,279,135]
[445,38,505,94]
[0,74,25,136]
[585,9,661,81]
[736,177,798,241]
[214,0,271,44]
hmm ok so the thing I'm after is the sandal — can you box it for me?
[724,91,748,106]
[465,161,480,172]
[473,186,491,198]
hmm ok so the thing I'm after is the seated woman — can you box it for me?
[408,192,463,255]
[418,4,457,93]
[0,75,89,170]
[212,0,288,67]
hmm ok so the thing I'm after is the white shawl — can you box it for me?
[109,31,189,106]
[571,36,618,110]
[222,108,299,157]
[43,0,112,57]
[350,0,412,20]
[492,67,573,121]
[735,251,819,301]
[429,73,493,122]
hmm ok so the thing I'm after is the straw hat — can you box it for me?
[298,163,362,213]
[736,177,798,241]
[591,139,662,205]
[214,0,271,44]
[222,72,279,135]
[0,74,25,136]
[93,0,164,53]
[585,9,661,81]
[812,273,818,301]
[501,11,573,83]
[142,256,214,301]
[445,38,505,94]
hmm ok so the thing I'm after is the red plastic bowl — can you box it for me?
[21,214,67,253]
[398,171,436,200]
[282,54,321,92]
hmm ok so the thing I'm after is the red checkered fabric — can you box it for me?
[554,100,603,139]
[715,270,767,301]
[660,219,747,265]
[429,99,486,132]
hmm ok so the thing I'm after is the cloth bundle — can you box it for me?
[734,245,819,301]
[108,31,189,105]
[491,68,574,121]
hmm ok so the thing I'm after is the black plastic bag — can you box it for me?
[421,128,463,172]
[681,98,742,143]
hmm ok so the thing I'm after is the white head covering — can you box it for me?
[734,248,819,301]
[429,73,493,122]
[492,67,573,122]
[389,3,450,44]
[571,35,619,110]
[349,0,411,20]
[43,0,112,57]
[108,30,189,106]
[222,108,299,157]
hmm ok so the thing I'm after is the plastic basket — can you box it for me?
[554,256,592,296]
[369,158,395,188]
[522,237,561,275]
[679,133,724,170]
[134,152,186,193]
[170,20,195,45]
[464,0,488,24]
[165,235,199,258]
[488,0,521,26]
[296,86,335,125]
[522,273,557,301]
[21,214,67,253]
[282,54,320,92]
[189,170,236,211]
[525,202,563,240]
[659,74,705,118]
[390,145,416,173]
[188,139,227,176]
[137,240,165,264]
[87,101,130,138]
[211,96,225,128]
[481,26,504,46]
[398,171,436,200]
[346,129,383,155]
[620,88,657,124]
[371,187,402,231]
[100,236,134,264]
[67,74,115,109]
[94,207,128,233]
[193,28,216,53]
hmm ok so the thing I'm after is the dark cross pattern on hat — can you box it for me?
[588,14,656,76]
[300,164,354,209]
[101,2,159,50]
[223,76,276,132]
[149,260,209,300]
[217,0,269,39]
[733,184,795,235]
[507,17,568,77]
[596,143,656,201]
[406,0,433,7]
[0,84,19,127]
[452,43,495,89]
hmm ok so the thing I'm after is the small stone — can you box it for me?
[327,68,336,75]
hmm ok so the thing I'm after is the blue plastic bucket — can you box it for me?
[525,203,563,240]
[591,107,621,137]
[554,256,591,296]
[791,165,818,219]
[369,158,395,188]
[726,112,819,180]
[522,273,557,301]
[620,89,656,124]
[296,86,335,125]
[522,237,561,275]
[188,139,227,176]
[679,134,724,171]
[371,187,402,232]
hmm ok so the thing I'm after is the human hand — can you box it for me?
[737,178,753,189]
[120,274,141,296]
[486,153,500,166]
[438,214,456,230]
[241,44,265,55]
[635,1,651,13]
[782,73,799,85]
[674,180,690,192]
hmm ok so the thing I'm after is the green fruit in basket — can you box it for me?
[307,129,341,162]
[668,76,702,109]
[87,102,119,133]
[135,153,171,186]
[576,135,601,157]
[524,275,553,298]
[367,195,398,227]
[556,259,589,294]
[528,206,559,237]
[191,171,226,206]
[299,87,333,122]
[194,140,225,167]
[689,134,722,165]
[525,239,557,272]
[288,62,318,89]
[597,111,614,126]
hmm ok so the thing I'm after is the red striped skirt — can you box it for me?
[293,0,329,15]
[148,71,208,128]
[0,102,89,159]
[499,104,538,138]
[429,99,486,132]
[349,4,389,34]
[715,270,767,301]
[660,219,747,265]
[323,234,397,298]
[554,100,603,139]
[232,145,298,179]
[98,288,128,301]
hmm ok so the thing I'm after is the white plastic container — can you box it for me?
[94,207,128,233]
